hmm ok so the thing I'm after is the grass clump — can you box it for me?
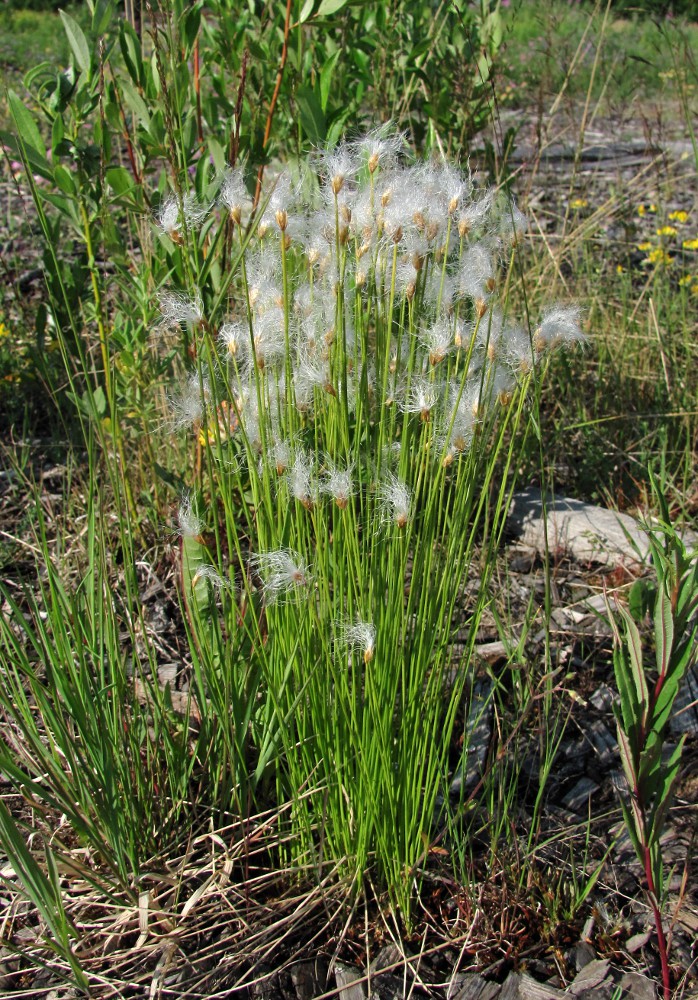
[162,132,585,918]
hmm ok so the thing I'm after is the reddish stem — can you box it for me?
[253,0,293,211]
[641,823,672,998]
[194,36,204,148]
[114,83,143,186]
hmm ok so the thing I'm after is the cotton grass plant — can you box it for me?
[166,128,585,918]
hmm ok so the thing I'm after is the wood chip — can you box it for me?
[335,963,365,1000]
[568,959,610,995]
[452,973,502,1000]
[499,971,567,1000]
[561,777,599,813]
[618,972,656,1000]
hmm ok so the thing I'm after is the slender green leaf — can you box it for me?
[7,91,46,159]
[59,10,92,76]
[654,584,674,680]
[618,603,649,726]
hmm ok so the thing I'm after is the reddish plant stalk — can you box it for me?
[194,36,204,148]
[641,840,671,1000]
[253,0,293,211]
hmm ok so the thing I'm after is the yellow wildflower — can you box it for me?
[570,198,588,209]
[668,210,688,224]
[637,241,653,251]
[656,226,678,237]
[679,274,693,287]
[683,238,698,251]
[0,322,9,339]
[616,264,625,274]
[644,248,673,266]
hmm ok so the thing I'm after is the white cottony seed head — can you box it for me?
[340,618,376,663]
[534,306,585,353]
[219,167,249,224]
[377,471,411,529]
[157,193,209,242]
[159,290,204,328]
[171,372,209,428]
[288,450,317,509]
[191,563,229,592]
[251,549,310,603]
[321,460,355,509]
[400,377,439,421]
[218,321,249,361]
[178,493,204,537]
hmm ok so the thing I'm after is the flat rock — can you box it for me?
[507,489,696,569]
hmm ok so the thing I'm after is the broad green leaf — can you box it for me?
[320,50,341,112]
[299,0,315,22]
[207,136,226,175]
[53,164,77,195]
[316,0,350,15]
[105,166,135,196]
[613,646,637,741]
[60,10,91,77]
[651,672,682,734]
[628,578,654,622]
[182,5,202,50]
[51,114,65,155]
[40,190,81,225]
[119,21,144,87]
[0,131,52,181]
[120,79,151,130]
[182,533,213,620]
[637,737,662,789]
[92,0,114,35]
[7,91,45,159]
[326,114,349,147]
[296,85,326,145]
